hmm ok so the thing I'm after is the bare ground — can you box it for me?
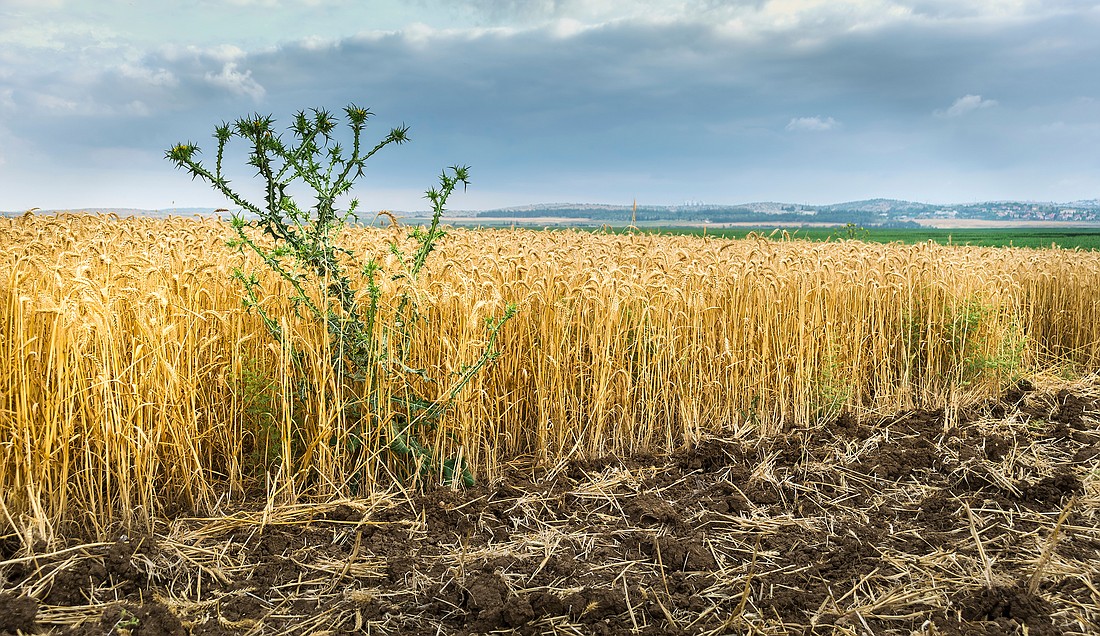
[2,378,1099,635]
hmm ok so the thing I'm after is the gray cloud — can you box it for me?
[2,2,1099,209]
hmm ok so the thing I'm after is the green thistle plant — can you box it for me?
[167,105,515,488]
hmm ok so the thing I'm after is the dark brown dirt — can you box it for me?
[955,585,1058,635]
[99,602,186,636]
[1,382,1098,635]
[0,591,38,634]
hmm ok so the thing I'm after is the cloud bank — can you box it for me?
[0,1,1098,209]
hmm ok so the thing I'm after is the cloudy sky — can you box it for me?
[1,0,1098,211]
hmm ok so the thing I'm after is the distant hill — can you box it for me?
[469,198,1100,226]
[5,199,1100,226]
[816,199,944,214]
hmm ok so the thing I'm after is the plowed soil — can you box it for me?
[2,379,1099,635]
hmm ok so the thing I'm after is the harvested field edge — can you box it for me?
[2,376,1098,635]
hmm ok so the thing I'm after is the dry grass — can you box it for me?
[2,213,1100,543]
[2,377,1097,634]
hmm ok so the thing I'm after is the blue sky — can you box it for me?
[1,0,1098,211]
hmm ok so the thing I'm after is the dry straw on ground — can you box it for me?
[1,375,1097,634]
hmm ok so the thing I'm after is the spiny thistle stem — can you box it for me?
[167,105,514,490]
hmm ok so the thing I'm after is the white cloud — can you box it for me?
[297,35,337,51]
[203,62,266,101]
[162,44,247,63]
[936,94,998,117]
[548,17,591,38]
[786,115,841,131]
[117,63,178,88]
[32,93,80,113]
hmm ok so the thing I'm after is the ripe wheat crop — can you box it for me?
[3,213,1100,540]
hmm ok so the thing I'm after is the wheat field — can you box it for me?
[2,212,1099,540]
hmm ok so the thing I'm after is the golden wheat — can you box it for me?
[3,213,1099,541]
